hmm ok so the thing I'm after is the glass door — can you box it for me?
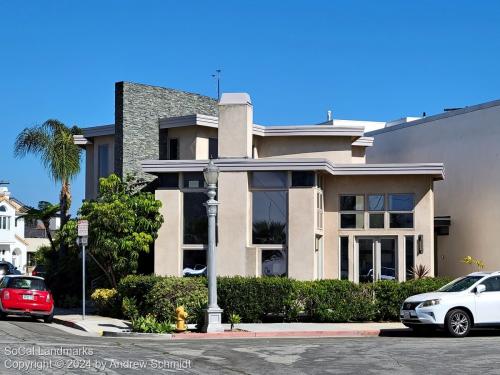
[358,238,375,283]
[356,237,398,282]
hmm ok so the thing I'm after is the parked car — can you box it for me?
[0,275,54,323]
[0,262,22,278]
[31,264,46,278]
[183,265,207,277]
[401,271,500,337]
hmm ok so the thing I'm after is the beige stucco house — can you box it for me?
[76,82,444,281]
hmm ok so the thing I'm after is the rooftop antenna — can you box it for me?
[212,69,221,100]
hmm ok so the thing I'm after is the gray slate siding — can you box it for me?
[114,82,218,179]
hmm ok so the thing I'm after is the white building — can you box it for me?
[0,185,28,271]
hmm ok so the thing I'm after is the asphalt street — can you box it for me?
[0,318,499,374]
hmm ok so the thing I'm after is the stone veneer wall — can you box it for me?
[114,81,218,179]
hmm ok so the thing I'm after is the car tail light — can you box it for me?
[46,294,50,303]
[32,270,37,276]
[3,291,9,300]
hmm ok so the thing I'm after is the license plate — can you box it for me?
[22,295,34,301]
[403,311,411,319]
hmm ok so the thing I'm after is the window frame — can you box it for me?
[388,193,415,229]
[339,194,365,230]
[250,171,289,247]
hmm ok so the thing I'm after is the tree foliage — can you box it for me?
[23,201,60,252]
[14,119,82,231]
[75,174,163,288]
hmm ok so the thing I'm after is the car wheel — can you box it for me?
[446,309,471,338]
[43,314,53,324]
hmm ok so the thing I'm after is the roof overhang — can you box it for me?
[82,124,114,137]
[352,136,374,147]
[74,135,91,146]
[142,158,444,180]
[159,114,218,129]
[252,124,364,138]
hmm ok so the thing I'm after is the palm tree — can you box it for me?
[23,201,60,252]
[14,119,81,234]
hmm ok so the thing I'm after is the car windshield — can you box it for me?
[438,276,483,292]
[6,277,46,291]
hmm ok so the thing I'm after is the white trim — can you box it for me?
[73,135,91,146]
[352,137,374,147]
[141,158,445,180]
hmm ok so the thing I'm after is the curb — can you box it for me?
[169,329,382,340]
[102,331,173,338]
[53,317,88,332]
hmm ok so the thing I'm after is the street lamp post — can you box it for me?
[202,159,224,333]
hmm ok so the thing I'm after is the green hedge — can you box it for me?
[115,276,452,324]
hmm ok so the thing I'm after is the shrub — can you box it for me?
[145,277,208,324]
[301,280,376,322]
[118,275,207,325]
[131,314,173,334]
[91,288,121,318]
[374,278,452,321]
[217,276,301,322]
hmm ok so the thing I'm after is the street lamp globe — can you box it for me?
[203,159,219,186]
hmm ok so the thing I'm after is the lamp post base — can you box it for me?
[201,307,224,333]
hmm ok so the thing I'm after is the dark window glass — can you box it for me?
[340,195,364,211]
[439,276,483,292]
[368,195,384,211]
[183,172,205,189]
[291,171,315,187]
[159,129,169,160]
[169,139,179,160]
[0,206,5,212]
[158,174,179,188]
[7,277,46,291]
[340,237,349,280]
[252,191,287,244]
[183,193,208,244]
[380,238,397,280]
[369,213,384,228]
[358,239,374,283]
[262,249,287,277]
[405,236,415,280]
[251,172,287,189]
[482,276,500,292]
[209,138,218,159]
[388,194,414,211]
[390,213,414,228]
[340,213,364,229]
[182,250,207,276]
[97,144,109,179]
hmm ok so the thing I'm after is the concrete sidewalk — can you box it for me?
[53,313,407,339]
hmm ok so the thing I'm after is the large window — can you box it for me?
[405,236,415,280]
[368,194,385,229]
[389,194,414,228]
[340,195,364,229]
[251,172,287,245]
[183,193,208,244]
[183,250,207,275]
[97,144,109,179]
[340,236,349,280]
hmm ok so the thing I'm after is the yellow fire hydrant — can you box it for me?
[175,306,188,332]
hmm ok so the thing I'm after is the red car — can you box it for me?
[0,276,54,323]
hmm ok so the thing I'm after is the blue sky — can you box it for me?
[1,0,499,215]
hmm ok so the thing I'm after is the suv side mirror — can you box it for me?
[476,284,486,294]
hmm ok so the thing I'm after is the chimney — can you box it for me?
[327,110,332,122]
[218,93,253,158]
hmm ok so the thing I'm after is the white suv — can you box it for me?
[400,271,500,337]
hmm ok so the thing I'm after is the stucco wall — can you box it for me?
[154,189,182,276]
[323,174,434,280]
[367,104,500,277]
[256,137,353,163]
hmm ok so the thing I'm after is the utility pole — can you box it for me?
[212,69,221,100]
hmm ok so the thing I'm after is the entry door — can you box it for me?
[357,237,397,282]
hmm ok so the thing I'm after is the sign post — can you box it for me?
[77,220,89,320]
